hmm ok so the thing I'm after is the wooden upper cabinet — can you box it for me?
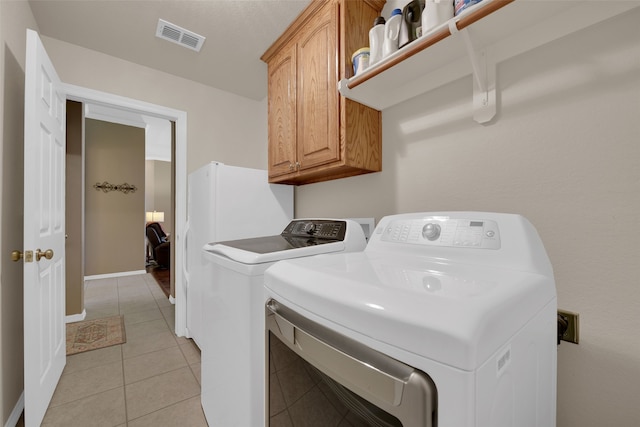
[267,44,297,178]
[262,0,385,185]
[297,4,339,172]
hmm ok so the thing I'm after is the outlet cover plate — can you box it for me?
[558,309,579,344]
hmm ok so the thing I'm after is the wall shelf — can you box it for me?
[338,0,639,122]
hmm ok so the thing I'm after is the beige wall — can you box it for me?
[152,161,172,232]
[85,119,145,276]
[0,0,38,423]
[295,8,640,427]
[65,101,84,315]
[145,160,173,233]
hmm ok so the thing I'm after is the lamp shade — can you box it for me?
[146,211,165,222]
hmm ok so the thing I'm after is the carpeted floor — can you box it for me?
[148,265,171,298]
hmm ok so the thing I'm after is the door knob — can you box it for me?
[36,249,54,261]
[11,250,23,262]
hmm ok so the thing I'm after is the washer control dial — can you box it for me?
[303,222,316,234]
[422,223,441,241]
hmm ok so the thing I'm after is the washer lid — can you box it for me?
[264,251,556,371]
[204,218,368,264]
[204,238,346,264]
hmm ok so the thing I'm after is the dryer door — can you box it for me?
[266,299,437,427]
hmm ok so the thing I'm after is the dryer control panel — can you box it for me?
[380,217,501,249]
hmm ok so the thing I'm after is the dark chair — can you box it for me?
[146,222,170,267]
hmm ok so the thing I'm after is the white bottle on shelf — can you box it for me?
[369,16,386,66]
[382,8,403,59]
[423,0,454,34]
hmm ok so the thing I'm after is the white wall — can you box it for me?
[295,7,640,427]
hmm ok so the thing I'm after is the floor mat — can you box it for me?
[66,315,126,355]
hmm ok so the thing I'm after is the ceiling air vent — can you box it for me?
[155,19,205,52]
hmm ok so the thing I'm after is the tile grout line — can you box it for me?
[124,363,190,387]
[120,344,130,427]
[117,277,129,426]
[177,342,200,384]
[48,275,176,424]
[46,380,125,410]
[125,393,201,425]
[71,274,202,425]
[144,274,204,418]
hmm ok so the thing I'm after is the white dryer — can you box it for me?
[200,219,367,427]
[264,212,557,427]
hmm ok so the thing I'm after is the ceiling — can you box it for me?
[28,0,313,100]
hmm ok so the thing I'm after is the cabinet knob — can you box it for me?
[295,162,301,169]
[289,163,295,171]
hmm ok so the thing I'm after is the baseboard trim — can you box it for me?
[84,270,146,281]
[65,309,87,324]
[5,391,24,427]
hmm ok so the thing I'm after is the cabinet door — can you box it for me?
[268,43,297,178]
[297,2,339,171]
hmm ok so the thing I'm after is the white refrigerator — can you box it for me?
[185,162,293,348]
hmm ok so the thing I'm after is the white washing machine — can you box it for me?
[200,219,367,427]
[264,212,557,427]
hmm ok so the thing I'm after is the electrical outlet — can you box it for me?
[558,309,579,344]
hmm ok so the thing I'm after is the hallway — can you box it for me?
[39,273,207,426]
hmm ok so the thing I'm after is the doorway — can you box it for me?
[63,84,188,337]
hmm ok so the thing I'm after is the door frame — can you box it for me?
[64,83,188,337]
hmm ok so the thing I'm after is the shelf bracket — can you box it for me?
[458,27,496,124]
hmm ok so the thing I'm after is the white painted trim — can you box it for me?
[84,103,146,128]
[84,270,146,281]
[62,83,188,338]
[65,309,87,324]
[169,295,176,305]
[4,392,24,427]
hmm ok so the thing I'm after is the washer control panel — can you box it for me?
[282,220,346,241]
[380,217,501,249]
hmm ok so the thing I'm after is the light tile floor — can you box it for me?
[41,273,208,427]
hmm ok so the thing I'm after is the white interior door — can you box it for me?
[23,29,67,427]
